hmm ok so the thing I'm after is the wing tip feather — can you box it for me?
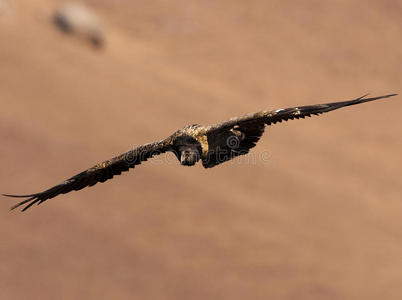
[3,193,41,212]
[358,93,397,103]
[3,193,37,198]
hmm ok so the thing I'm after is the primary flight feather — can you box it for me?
[4,93,397,211]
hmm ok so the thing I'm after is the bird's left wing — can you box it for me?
[201,94,396,168]
[4,138,173,211]
[207,94,396,132]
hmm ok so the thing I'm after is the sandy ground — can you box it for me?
[0,0,401,299]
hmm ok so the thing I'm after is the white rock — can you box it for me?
[54,1,104,48]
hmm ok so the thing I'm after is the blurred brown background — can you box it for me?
[1,0,401,299]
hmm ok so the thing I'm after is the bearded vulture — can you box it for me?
[3,94,396,211]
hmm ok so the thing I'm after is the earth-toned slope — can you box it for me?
[0,1,401,299]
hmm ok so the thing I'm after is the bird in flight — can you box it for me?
[4,93,396,211]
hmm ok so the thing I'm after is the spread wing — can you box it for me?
[203,94,397,168]
[4,138,173,211]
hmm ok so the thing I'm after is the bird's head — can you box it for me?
[179,146,200,166]
[173,135,201,166]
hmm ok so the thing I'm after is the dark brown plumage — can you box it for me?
[3,93,396,211]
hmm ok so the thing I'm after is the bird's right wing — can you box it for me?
[4,137,173,211]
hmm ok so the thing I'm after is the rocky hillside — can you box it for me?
[0,1,401,299]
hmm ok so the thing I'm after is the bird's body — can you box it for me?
[4,93,397,211]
